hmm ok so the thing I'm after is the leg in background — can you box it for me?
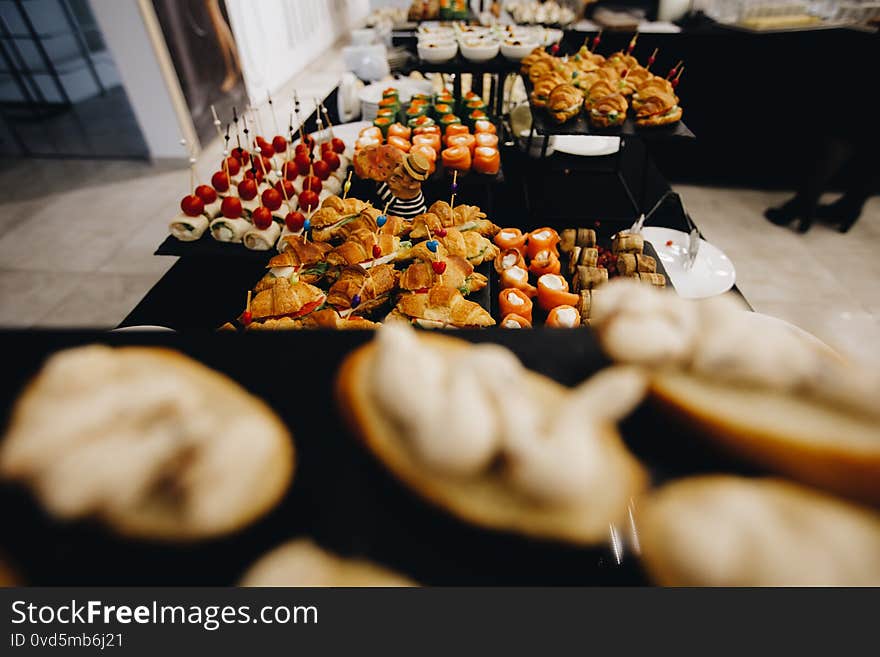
[816,139,880,233]
[764,136,852,233]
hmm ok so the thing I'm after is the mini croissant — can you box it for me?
[250,279,326,320]
[548,84,583,124]
[396,285,495,328]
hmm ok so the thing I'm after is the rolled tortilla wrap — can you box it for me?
[204,199,222,218]
[169,213,209,241]
[243,221,282,251]
[210,217,251,243]
[323,175,342,196]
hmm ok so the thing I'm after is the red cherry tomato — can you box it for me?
[211,170,230,192]
[298,189,319,212]
[294,152,311,176]
[312,159,331,181]
[302,175,322,194]
[274,179,295,201]
[285,211,306,232]
[331,137,345,153]
[258,155,273,175]
[238,178,258,200]
[194,184,217,204]
[261,187,283,211]
[223,156,241,176]
[322,150,341,171]
[282,161,299,181]
[220,196,242,218]
[243,168,264,183]
[231,147,250,165]
[260,144,275,159]
[252,206,274,230]
[294,142,310,156]
[256,136,271,149]
[272,135,288,153]
[180,194,205,217]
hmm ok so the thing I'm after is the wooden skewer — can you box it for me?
[672,66,685,88]
[210,105,224,141]
[646,47,659,70]
[627,32,638,55]
[342,170,353,200]
[319,102,336,141]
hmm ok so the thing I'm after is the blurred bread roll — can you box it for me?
[638,476,880,586]
[240,539,414,587]
[0,346,294,541]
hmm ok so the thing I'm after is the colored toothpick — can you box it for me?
[626,33,638,56]
[342,171,353,200]
[450,170,458,210]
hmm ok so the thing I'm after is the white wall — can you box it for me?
[226,0,370,103]
[89,0,196,160]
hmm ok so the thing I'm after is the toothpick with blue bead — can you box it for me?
[373,200,391,260]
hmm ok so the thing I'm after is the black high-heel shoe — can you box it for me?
[816,200,861,233]
[764,198,810,229]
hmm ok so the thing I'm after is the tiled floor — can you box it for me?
[0,53,877,367]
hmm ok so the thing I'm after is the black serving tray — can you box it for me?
[0,330,760,586]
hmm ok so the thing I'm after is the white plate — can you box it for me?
[552,136,620,157]
[641,226,736,299]
[111,325,175,332]
[744,312,840,361]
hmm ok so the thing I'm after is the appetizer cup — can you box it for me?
[460,38,500,63]
[418,40,458,63]
[501,39,541,61]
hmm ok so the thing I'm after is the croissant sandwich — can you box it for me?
[400,255,487,296]
[588,93,628,128]
[634,90,682,127]
[326,264,399,314]
[395,285,495,328]
[530,74,565,108]
[250,279,326,321]
[584,80,617,109]
[547,84,584,124]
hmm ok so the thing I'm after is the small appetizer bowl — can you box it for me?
[456,25,491,37]
[418,40,458,63]
[501,39,540,61]
[418,25,454,39]
[460,38,500,62]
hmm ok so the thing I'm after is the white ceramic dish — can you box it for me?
[552,136,620,157]
[460,39,500,62]
[641,226,736,299]
[541,28,564,46]
[111,325,175,332]
[418,25,454,38]
[500,39,540,60]
[745,312,840,361]
[418,40,458,63]
[457,25,491,37]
